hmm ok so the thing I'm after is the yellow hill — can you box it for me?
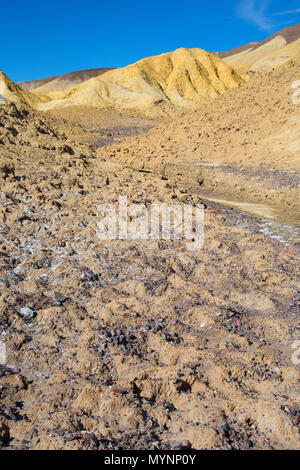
[0,71,48,108]
[224,36,286,71]
[37,48,247,116]
[20,68,115,100]
[222,24,300,72]
[248,38,300,71]
[224,37,300,72]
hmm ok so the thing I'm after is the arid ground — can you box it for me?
[0,38,299,450]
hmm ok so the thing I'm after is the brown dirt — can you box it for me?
[0,102,299,450]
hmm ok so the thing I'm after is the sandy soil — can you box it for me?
[0,102,299,450]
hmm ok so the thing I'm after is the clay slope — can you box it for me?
[218,23,300,72]
[0,71,47,108]
[99,59,300,209]
[38,48,247,117]
[18,68,115,99]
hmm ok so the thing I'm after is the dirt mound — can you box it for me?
[218,23,300,71]
[37,49,247,117]
[98,59,300,209]
[18,68,115,99]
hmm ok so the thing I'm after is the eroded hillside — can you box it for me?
[98,59,300,209]
[218,23,300,72]
[36,49,247,117]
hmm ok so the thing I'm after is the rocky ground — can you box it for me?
[0,103,299,450]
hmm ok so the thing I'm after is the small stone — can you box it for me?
[20,307,35,319]
[25,427,37,440]
[65,435,81,442]
[0,419,9,445]
[111,387,126,395]
[292,416,300,426]
[61,144,74,155]
[220,423,230,436]
[169,440,191,449]
[53,292,67,304]
[0,163,15,179]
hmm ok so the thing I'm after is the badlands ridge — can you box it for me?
[1,49,247,117]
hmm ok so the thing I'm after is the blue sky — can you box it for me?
[2,0,300,82]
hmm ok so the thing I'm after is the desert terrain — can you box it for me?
[216,23,300,72]
[0,25,299,451]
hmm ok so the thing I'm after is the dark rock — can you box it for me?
[53,292,68,304]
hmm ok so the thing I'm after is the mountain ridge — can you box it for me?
[18,68,115,99]
[216,23,300,71]
[36,48,247,116]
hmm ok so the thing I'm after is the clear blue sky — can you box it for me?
[2,0,300,82]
